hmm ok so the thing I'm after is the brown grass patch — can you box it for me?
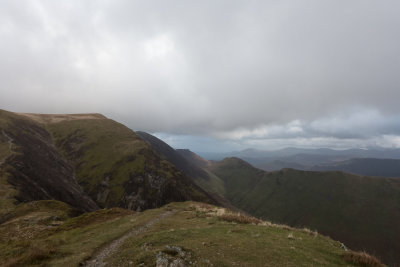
[343,251,384,267]
[218,213,262,225]
[2,243,58,267]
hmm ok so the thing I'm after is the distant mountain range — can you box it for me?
[201,147,400,161]
[201,147,400,178]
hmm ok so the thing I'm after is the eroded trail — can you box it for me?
[84,209,176,267]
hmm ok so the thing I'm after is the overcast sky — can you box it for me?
[1,0,400,152]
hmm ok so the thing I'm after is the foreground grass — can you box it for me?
[0,201,382,266]
[106,202,372,267]
[0,201,136,266]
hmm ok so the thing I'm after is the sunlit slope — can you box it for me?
[209,157,400,266]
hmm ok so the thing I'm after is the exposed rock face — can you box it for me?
[0,112,98,212]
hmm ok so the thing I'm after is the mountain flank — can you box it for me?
[0,109,212,216]
[208,157,400,266]
[135,132,237,210]
[0,110,99,215]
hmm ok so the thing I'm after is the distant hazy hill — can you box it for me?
[209,157,400,266]
[255,159,307,171]
[0,109,211,216]
[310,158,400,177]
[219,147,400,159]
[201,147,400,170]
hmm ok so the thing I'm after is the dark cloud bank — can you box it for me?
[1,1,400,151]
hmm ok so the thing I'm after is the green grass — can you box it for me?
[193,169,226,197]
[0,202,139,266]
[0,201,381,266]
[46,119,149,206]
[208,158,399,266]
[105,202,359,267]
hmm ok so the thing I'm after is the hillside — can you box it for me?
[176,149,212,169]
[0,110,99,216]
[0,110,212,216]
[0,200,379,267]
[135,132,227,200]
[135,131,211,185]
[209,158,400,266]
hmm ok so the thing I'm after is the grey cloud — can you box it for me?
[1,0,400,149]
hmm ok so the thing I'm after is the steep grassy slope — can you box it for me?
[0,201,378,267]
[135,131,210,183]
[43,116,212,210]
[176,149,212,169]
[136,132,227,199]
[0,110,99,215]
[209,157,400,266]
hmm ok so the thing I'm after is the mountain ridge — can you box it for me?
[0,110,212,215]
[208,157,400,266]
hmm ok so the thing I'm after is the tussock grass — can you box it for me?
[190,202,319,235]
[218,212,262,225]
[343,251,384,267]
[1,242,58,267]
